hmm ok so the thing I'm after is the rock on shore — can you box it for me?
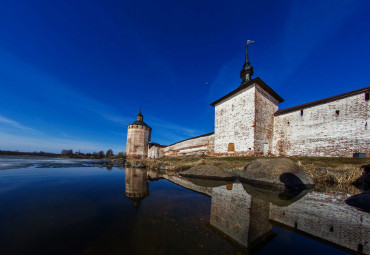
[240,158,314,189]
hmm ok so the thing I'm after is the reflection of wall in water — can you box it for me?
[168,176,369,254]
[125,168,149,208]
[210,182,272,248]
[270,192,370,254]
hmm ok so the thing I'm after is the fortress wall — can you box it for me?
[126,125,151,159]
[254,85,279,155]
[270,192,370,254]
[214,85,256,155]
[273,92,370,157]
[161,133,214,157]
[148,145,162,159]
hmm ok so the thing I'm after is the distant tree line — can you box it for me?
[60,149,125,159]
[0,150,58,157]
[0,149,125,160]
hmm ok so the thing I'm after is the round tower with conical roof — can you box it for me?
[126,109,152,159]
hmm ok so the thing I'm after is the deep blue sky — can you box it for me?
[1,0,369,153]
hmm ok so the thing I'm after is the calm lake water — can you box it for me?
[0,156,368,255]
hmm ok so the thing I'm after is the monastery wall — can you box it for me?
[273,92,370,157]
[214,85,256,155]
[148,144,163,159]
[254,85,279,155]
[161,133,214,157]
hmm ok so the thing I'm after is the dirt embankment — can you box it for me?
[125,156,370,186]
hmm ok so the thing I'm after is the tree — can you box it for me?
[98,151,105,158]
[106,149,114,158]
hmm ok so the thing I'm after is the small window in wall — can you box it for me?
[228,143,235,152]
[300,110,303,116]
[287,121,290,126]
[365,92,369,101]
[335,110,340,116]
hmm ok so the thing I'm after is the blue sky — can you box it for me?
[0,0,369,153]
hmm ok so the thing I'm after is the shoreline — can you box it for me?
[124,156,370,190]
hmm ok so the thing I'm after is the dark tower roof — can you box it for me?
[130,108,151,128]
[130,120,150,127]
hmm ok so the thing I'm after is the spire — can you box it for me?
[240,40,255,86]
[137,106,143,121]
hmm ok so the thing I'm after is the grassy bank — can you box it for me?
[125,156,369,186]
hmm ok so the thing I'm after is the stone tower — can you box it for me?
[211,42,284,156]
[126,109,152,159]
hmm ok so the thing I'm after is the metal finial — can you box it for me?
[240,40,255,86]
[245,40,255,65]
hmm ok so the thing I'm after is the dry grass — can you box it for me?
[126,156,369,185]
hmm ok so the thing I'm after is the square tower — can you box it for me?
[210,78,283,156]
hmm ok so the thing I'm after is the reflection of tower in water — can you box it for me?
[125,168,149,208]
[209,182,274,250]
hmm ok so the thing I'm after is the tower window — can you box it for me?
[365,92,370,101]
[300,110,303,116]
[287,121,290,126]
[335,110,340,116]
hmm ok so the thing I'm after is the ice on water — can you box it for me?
[0,155,107,170]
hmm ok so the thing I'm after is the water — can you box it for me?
[0,156,368,255]
[0,155,108,170]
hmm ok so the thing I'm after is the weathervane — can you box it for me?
[245,40,255,65]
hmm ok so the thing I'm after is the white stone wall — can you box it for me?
[273,92,370,157]
[254,85,279,154]
[214,85,256,154]
[161,133,214,157]
[148,145,162,159]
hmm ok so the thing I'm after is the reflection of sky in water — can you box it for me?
[0,165,366,255]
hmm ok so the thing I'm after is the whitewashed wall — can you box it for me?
[148,144,162,159]
[273,92,370,157]
[214,85,256,154]
[161,133,214,157]
[254,85,279,154]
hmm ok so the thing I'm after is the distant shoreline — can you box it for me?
[0,150,125,161]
